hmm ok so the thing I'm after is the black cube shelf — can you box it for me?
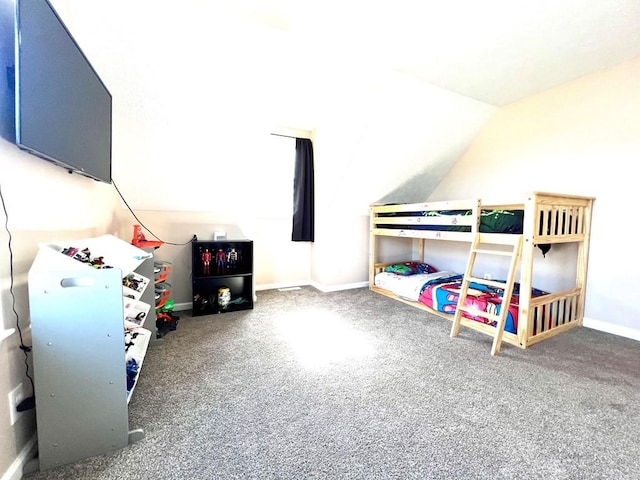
[191,240,253,316]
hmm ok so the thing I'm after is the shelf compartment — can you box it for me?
[192,240,253,278]
[192,275,253,316]
[155,282,171,309]
[125,327,152,403]
[122,272,151,301]
[124,300,151,329]
[154,261,172,284]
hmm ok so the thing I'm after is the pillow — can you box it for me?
[385,261,438,276]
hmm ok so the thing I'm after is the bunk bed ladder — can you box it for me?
[450,234,523,356]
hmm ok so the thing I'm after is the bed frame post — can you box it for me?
[369,205,376,290]
[518,193,537,348]
[575,197,594,325]
[417,238,425,263]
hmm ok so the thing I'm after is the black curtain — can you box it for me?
[292,138,314,242]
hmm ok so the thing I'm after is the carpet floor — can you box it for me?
[24,286,640,480]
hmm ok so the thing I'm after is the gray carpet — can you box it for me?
[24,286,640,480]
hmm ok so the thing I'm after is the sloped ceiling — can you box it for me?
[53,0,640,108]
[222,0,640,106]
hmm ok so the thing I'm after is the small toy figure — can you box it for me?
[91,256,105,268]
[201,248,212,275]
[61,246,78,257]
[227,248,238,272]
[193,294,210,312]
[216,248,227,274]
[73,248,91,263]
[123,274,142,292]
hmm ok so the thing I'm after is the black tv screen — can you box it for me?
[15,0,112,183]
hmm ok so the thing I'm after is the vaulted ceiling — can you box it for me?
[221,0,640,106]
[54,0,640,108]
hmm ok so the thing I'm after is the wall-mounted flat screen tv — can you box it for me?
[15,0,112,183]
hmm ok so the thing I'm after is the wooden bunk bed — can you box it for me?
[369,192,594,355]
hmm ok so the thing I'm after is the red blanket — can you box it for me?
[418,277,548,334]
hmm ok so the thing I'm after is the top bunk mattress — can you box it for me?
[375,208,525,234]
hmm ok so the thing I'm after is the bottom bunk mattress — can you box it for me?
[374,263,548,335]
[418,276,548,334]
[373,263,456,302]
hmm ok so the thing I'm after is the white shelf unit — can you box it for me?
[27,234,153,471]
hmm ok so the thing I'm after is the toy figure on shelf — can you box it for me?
[61,246,78,257]
[91,256,105,268]
[201,248,212,275]
[123,275,141,293]
[227,248,238,272]
[72,247,91,263]
[216,248,227,274]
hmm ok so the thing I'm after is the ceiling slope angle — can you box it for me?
[228,0,640,106]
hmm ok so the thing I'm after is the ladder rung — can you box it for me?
[472,248,515,257]
[458,306,500,323]
[466,276,508,289]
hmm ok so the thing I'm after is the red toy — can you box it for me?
[216,249,226,274]
[201,248,212,275]
[132,225,163,249]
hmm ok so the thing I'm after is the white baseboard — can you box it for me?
[1,434,37,480]
[256,280,368,293]
[172,302,193,312]
[583,317,640,342]
[256,281,310,292]
[309,281,369,293]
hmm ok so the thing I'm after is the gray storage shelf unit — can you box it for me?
[27,235,153,471]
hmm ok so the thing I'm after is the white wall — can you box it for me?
[428,56,640,338]
[307,70,495,289]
